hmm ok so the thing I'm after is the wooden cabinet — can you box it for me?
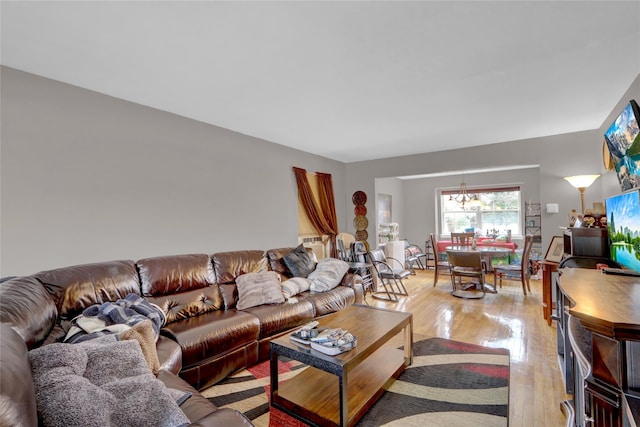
[556,268,640,427]
[563,227,609,258]
[541,260,559,326]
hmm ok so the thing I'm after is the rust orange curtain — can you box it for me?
[293,167,339,258]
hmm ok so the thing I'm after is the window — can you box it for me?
[439,186,521,237]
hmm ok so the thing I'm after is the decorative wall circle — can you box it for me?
[353,215,368,231]
[355,229,368,241]
[354,205,367,216]
[351,191,369,249]
[352,191,367,206]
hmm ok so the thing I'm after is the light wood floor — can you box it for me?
[365,268,570,427]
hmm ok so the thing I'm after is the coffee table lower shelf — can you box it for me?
[271,345,405,427]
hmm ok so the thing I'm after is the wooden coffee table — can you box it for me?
[269,304,413,427]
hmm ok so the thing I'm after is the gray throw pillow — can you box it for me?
[283,244,316,278]
[308,258,350,292]
[281,277,314,299]
[236,271,285,310]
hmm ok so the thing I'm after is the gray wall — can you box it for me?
[0,67,346,275]
[2,66,638,275]
[346,73,640,252]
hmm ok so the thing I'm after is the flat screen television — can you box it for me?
[605,189,640,272]
[604,100,640,191]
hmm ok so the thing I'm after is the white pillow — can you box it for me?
[236,271,284,310]
[308,258,350,292]
[281,277,314,298]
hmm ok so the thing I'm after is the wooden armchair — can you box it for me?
[451,232,475,245]
[447,249,485,299]
[430,233,451,287]
[493,234,533,295]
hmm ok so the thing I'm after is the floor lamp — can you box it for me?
[563,175,600,213]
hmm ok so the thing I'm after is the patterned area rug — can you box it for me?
[202,337,509,426]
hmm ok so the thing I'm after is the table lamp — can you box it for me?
[563,174,600,213]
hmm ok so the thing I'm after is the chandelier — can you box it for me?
[449,180,482,210]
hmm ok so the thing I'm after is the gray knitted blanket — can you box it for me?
[28,335,190,427]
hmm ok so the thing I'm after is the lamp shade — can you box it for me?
[563,175,600,189]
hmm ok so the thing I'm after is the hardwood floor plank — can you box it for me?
[365,269,570,426]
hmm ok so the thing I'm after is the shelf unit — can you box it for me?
[525,202,542,261]
[378,223,399,244]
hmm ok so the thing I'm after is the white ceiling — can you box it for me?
[2,1,639,163]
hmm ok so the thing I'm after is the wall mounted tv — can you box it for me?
[604,99,640,191]
[606,189,640,273]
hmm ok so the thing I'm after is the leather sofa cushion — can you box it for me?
[34,260,141,321]
[242,299,314,338]
[266,247,294,278]
[212,250,268,284]
[138,254,225,324]
[300,286,356,317]
[162,309,260,368]
[0,324,38,427]
[0,276,57,349]
[138,254,216,296]
[148,287,224,324]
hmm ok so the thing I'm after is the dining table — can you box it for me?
[445,245,514,294]
[437,239,517,254]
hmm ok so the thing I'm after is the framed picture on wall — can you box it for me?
[377,194,392,224]
[544,236,564,263]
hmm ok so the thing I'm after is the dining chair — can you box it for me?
[349,240,375,301]
[336,238,350,262]
[446,249,486,299]
[430,233,452,287]
[493,234,533,295]
[451,232,475,245]
[403,239,426,273]
[366,249,410,302]
[337,232,355,254]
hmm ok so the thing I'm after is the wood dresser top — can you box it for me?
[559,268,640,339]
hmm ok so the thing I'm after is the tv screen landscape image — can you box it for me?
[604,100,640,191]
[606,190,640,272]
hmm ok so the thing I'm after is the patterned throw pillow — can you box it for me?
[282,244,316,278]
[235,271,285,310]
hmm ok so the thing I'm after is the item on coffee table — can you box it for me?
[307,328,357,355]
[310,331,357,355]
[290,321,321,344]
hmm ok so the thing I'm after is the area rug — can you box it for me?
[202,337,510,426]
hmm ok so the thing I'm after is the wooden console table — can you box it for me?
[557,268,640,426]
[541,260,559,326]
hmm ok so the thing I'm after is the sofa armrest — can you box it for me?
[157,334,182,374]
[341,272,362,287]
[341,273,364,304]
[0,324,38,427]
[189,408,254,427]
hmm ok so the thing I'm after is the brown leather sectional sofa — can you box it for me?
[0,247,364,427]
